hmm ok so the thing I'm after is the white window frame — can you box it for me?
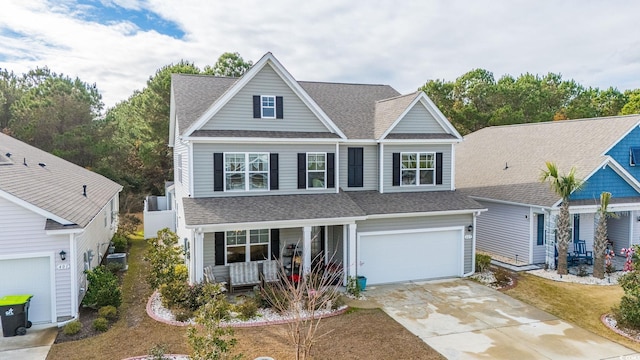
[630,147,640,166]
[261,95,276,118]
[224,152,269,191]
[225,229,270,264]
[307,152,327,189]
[400,152,436,186]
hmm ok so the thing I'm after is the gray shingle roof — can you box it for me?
[183,192,366,226]
[455,115,640,207]
[373,92,420,139]
[191,130,340,139]
[346,190,485,215]
[0,133,122,227]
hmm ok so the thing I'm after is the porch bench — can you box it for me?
[261,260,280,285]
[203,265,227,292]
[229,262,260,293]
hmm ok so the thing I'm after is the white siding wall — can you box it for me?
[609,212,632,254]
[632,211,640,247]
[476,201,531,264]
[192,143,337,197]
[382,144,452,193]
[201,65,329,133]
[390,103,447,134]
[0,197,67,320]
[339,145,378,191]
[174,121,190,195]
[578,213,595,250]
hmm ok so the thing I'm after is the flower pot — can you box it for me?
[357,276,367,291]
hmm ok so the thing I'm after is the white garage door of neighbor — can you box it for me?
[358,228,463,285]
[0,257,52,323]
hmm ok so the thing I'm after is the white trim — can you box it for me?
[0,189,72,225]
[366,208,487,220]
[335,143,339,194]
[342,225,348,285]
[223,229,271,265]
[260,95,276,119]
[45,228,84,235]
[223,152,270,192]
[188,216,364,232]
[69,233,78,320]
[348,224,357,278]
[0,252,57,323]
[450,143,456,191]
[185,136,342,144]
[168,87,177,147]
[188,142,194,196]
[379,143,384,193]
[528,208,534,264]
[469,195,552,210]
[302,226,312,274]
[183,53,347,139]
[399,151,436,187]
[306,152,327,190]
[379,139,462,144]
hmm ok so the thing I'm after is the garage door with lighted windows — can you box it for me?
[358,228,463,285]
[0,257,52,323]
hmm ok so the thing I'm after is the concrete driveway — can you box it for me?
[0,324,57,360]
[363,279,638,360]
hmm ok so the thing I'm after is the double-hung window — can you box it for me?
[401,152,435,186]
[224,153,269,191]
[261,95,275,118]
[307,153,326,188]
[225,229,270,263]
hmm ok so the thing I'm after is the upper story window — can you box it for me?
[630,147,640,166]
[224,153,269,191]
[307,153,326,189]
[261,95,275,118]
[226,229,270,263]
[401,152,435,186]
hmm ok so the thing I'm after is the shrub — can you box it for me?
[105,262,125,274]
[260,283,290,313]
[148,344,170,360]
[146,229,185,290]
[111,233,129,253]
[63,320,82,335]
[98,305,118,321]
[118,214,141,237]
[93,317,109,332]
[234,298,259,320]
[475,253,491,273]
[346,276,361,298]
[188,302,241,360]
[576,264,589,277]
[175,308,194,322]
[492,267,513,288]
[82,265,122,308]
[616,271,640,329]
[160,280,190,309]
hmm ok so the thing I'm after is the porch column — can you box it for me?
[194,230,204,283]
[348,223,357,278]
[303,226,312,274]
[546,210,558,270]
[343,225,348,285]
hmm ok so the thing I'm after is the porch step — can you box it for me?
[490,259,542,272]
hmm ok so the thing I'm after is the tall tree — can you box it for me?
[621,89,640,115]
[593,192,614,279]
[0,69,22,131]
[204,51,253,77]
[540,162,583,275]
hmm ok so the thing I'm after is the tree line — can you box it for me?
[2,53,640,212]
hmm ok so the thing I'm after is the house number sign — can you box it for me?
[56,264,70,270]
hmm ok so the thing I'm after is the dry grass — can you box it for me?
[504,272,640,351]
[47,234,443,360]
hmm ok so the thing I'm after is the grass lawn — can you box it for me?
[505,272,640,352]
[47,234,443,360]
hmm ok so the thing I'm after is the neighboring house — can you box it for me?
[160,52,485,286]
[0,133,122,325]
[455,115,640,267]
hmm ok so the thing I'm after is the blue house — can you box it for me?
[455,115,640,267]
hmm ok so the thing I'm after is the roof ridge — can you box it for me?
[477,114,640,131]
[298,80,392,87]
[376,91,420,104]
[172,73,238,80]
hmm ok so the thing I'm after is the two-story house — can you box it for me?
[167,53,485,286]
[455,115,640,268]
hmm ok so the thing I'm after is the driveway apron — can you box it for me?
[365,279,638,360]
[0,324,57,360]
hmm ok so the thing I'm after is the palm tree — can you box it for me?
[540,162,583,275]
[593,191,615,279]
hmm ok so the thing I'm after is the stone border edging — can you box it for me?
[122,355,188,360]
[146,290,348,328]
[601,313,640,342]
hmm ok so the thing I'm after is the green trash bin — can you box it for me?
[0,295,33,337]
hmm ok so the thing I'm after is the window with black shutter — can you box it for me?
[348,147,363,187]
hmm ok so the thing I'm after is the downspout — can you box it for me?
[63,233,79,327]
[335,143,339,194]
[379,143,384,193]
[464,211,480,277]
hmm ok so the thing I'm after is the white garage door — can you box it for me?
[0,257,52,323]
[358,228,463,285]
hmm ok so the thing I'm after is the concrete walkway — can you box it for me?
[0,324,57,360]
[354,279,638,360]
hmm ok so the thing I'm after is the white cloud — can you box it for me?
[2,0,640,108]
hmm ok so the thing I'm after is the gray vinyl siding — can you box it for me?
[327,225,344,265]
[201,65,329,133]
[632,211,640,248]
[608,212,631,255]
[339,145,378,191]
[476,201,530,264]
[390,103,447,134]
[192,143,337,197]
[356,214,473,273]
[382,144,452,192]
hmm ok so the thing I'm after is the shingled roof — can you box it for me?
[455,115,640,207]
[0,133,122,228]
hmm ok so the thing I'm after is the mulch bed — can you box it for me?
[54,307,115,343]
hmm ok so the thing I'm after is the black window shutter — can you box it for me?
[213,153,224,191]
[270,229,280,260]
[253,95,261,118]
[276,96,283,119]
[270,153,279,190]
[435,152,443,185]
[298,153,306,189]
[348,147,363,187]
[326,153,335,188]
[392,153,400,186]
[214,232,225,265]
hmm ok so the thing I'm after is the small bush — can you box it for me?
[93,317,109,332]
[111,233,129,253]
[615,296,640,329]
[260,283,290,313]
[105,262,125,274]
[82,265,122,308]
[476,253,492,273]
[174,308,194,322]
[63,320,82,335]
[576,264,589,277]
[98,305,118,321]
[346,276,361,298]
[160,280,190,310]
[235,299,259,320]
[148,344,170,360]
[492,267,513,288]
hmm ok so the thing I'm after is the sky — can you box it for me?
[1,0,640,109]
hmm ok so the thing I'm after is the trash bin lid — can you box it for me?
[0,295,32,306]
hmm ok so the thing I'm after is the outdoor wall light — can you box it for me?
[467,225,473,232]
[59,250,67,261]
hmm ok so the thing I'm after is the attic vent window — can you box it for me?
[631,147,640,166]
